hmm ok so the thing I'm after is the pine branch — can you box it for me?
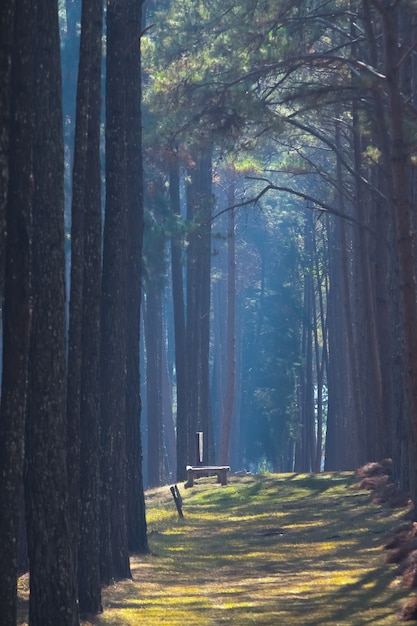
[209,177,373,233]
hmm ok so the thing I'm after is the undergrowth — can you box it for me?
[18,472,413,625]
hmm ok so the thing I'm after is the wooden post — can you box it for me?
[196,431,204,466]
[170,485,184,518]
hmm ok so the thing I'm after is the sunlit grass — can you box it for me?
[17,472,413,625]
[93,473,411,625]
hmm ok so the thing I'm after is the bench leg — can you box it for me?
[218,469,227,485]
[185,469,194,488]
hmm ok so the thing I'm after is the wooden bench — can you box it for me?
[185,465,230,487]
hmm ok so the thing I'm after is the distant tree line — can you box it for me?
[140,0,417,504]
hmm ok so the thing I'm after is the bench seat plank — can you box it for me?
[185,465,230,487]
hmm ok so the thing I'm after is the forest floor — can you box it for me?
[18,471,415,625]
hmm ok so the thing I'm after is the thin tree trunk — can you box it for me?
[169,156,188,481]
[0,0,32,620]
[185,147,213,464]
[219,180,236,465]
[144,285,163,487]
[162,337,177,479]
[313,226,327,472]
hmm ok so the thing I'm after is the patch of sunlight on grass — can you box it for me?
[17,472,413,626]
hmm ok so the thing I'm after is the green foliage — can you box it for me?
[142,0,314,149]
[142,0,367,474]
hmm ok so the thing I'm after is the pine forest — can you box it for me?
[2,0,417,623]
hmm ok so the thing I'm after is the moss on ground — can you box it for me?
[19,472,413,625]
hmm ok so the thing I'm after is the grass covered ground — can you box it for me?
[87,472,412,625]
[18,471,413,624]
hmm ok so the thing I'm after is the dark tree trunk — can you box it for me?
[125,0,147,554]
[66,0,93,554]
[198,149,213,463]
[185,147,213,464]
[218,180,236,466]
[162,340,177,478]
[297,212,316,472]
[381,4,417,511]
[324,214,352,471]
[145,284,163,487]
[24,0,79,623]
[100,0,131,582]
[0,0,14,301]
[73,0,104,614]
[313,229,327,473]
[170,157,188,481]
[0,0,32,621]
[185,167,201,460]
[361,0,408,482]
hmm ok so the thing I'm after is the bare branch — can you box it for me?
[209,178,372,232]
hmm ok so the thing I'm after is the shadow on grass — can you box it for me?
[18,472,413,625]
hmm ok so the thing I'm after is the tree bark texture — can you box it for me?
[25,0,79,623]
[380,2,417,510]
[72,0,104,613]
[361,0,408,482]
[0,1,32,621]
[66,0,93,553]
[100,0,131,582]
[125,0,147,554]
[0,0,14,302]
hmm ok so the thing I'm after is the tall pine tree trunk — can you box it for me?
[100,0,131,583]
[170,156,188,481]
[0,0,32,621]
[218,179,236,466]
[72,0,104,613]
[381,3,417,512]
[25,0,79,622]
[144,284,163,487]
[185,147,213,464]
[125,0,147,553]
[0,0,14,301]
